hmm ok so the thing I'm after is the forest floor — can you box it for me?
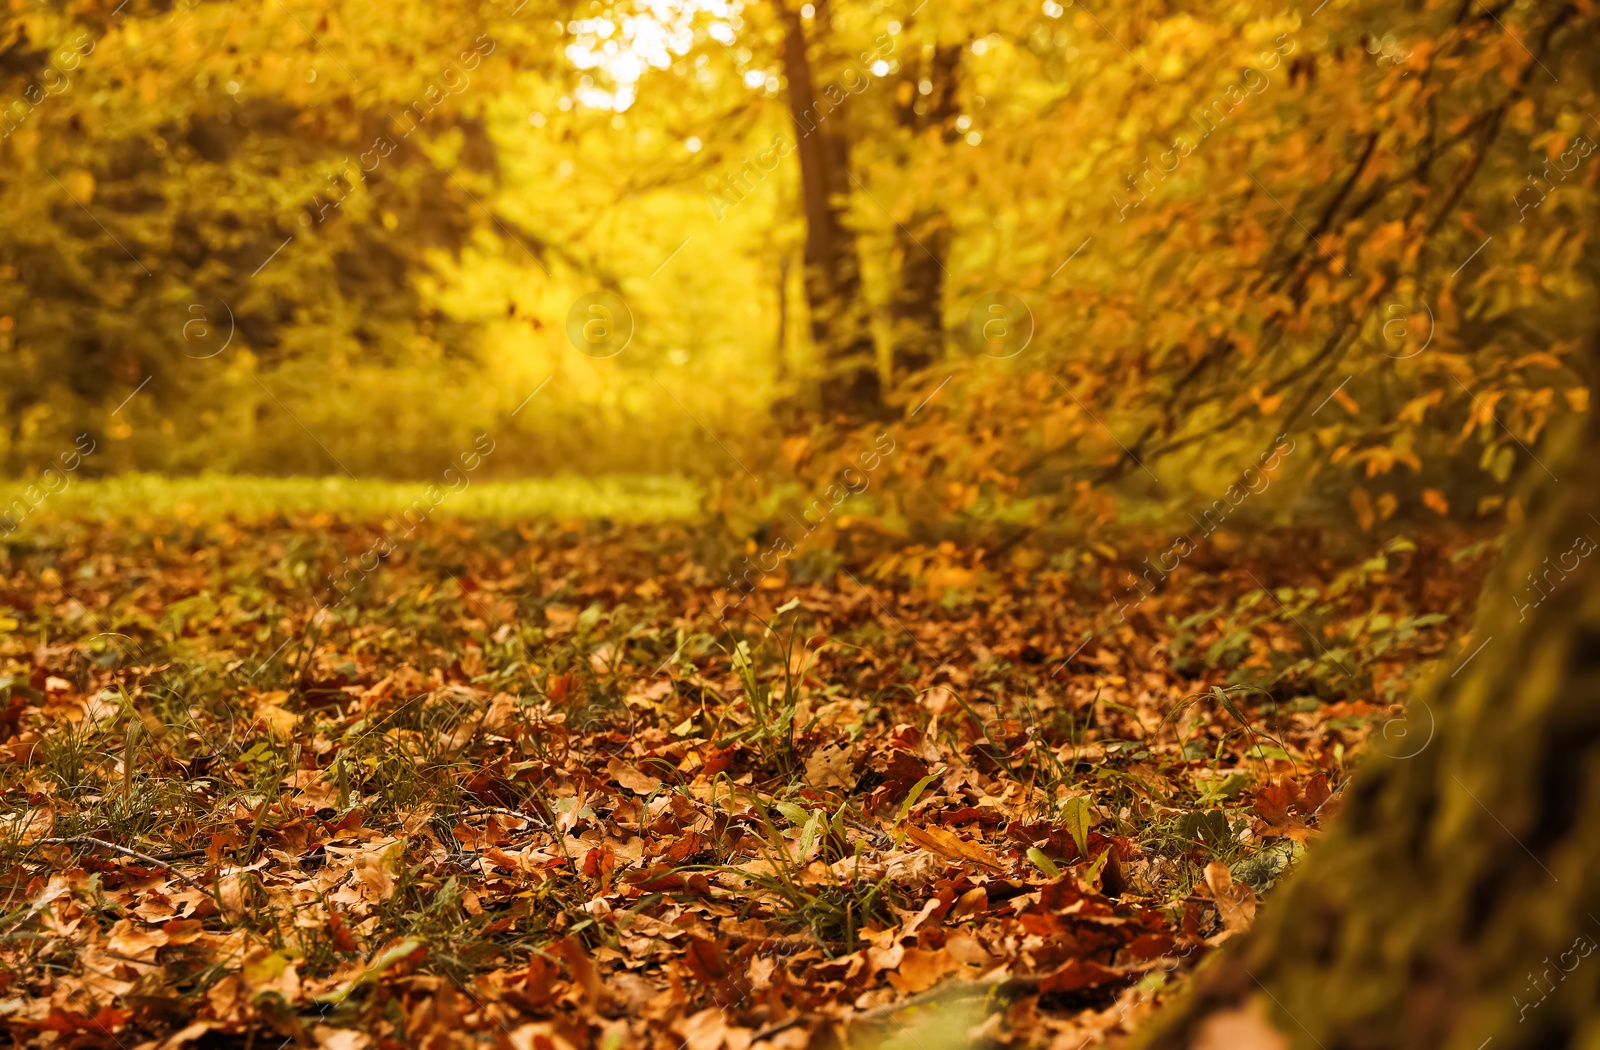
[0,494,1495,1049]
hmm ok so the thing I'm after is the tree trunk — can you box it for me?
[1139,351,1600,1047]
[778,3,881,417]
[888,212,948,381]
[775,250,791,384]
[887,42,959,384]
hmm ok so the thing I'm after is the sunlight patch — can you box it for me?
[563,0,745,111]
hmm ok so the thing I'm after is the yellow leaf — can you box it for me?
[61,170,95,204]
[1399,390,1442,424]
[1512,352,1564,371]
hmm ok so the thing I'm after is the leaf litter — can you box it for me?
[0,518,1489,1048]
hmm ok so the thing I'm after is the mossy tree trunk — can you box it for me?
[1139,355,1600,1048]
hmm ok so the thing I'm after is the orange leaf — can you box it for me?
[887,947,962,993]
[1350,489,1375,531]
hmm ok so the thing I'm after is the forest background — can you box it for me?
[4,0,1589,556]
[4,0,1599,1046]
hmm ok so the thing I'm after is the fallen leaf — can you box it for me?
[1205,861,1257,933]
[106,919,167,961]
[606,757,663,795]
[887,947,961,994]
[803,741,857,791]
[904,823,1004,870]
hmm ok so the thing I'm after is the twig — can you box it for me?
[148,848,210,862]
[39,836,213,896]
[455,806,549,824]
[842,816,892,848]
[750,1016,810,1042]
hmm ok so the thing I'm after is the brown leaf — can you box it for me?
[1036,957,1125,995]
[106,918,167,961]
[547,673,576,703]
[1304,773,1333,813]
[903,823,1004,871]
[887,947,961,994]
[1204,861,1257,933]
[677,1005,751,1050]
[1252,781,1301,825]
[951,885,988,919]
[161,918,206,946]
[606,757,663,795]
[1101,846,1128,899]
[353,850,396,900]
[803,740,857,791]
[550,936,601,1012]
[313,1026,372,1050]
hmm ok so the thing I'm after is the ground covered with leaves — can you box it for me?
[0,513,1493,1049]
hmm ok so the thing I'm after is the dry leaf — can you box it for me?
[106,919,167,961]
[1205,861,1258,933]
[887,947,961,994]
[313,1026,373,1050]
[606,757,664,795]
[353,850,397,900]
[904,823,1004,870]
[803,741,857,791]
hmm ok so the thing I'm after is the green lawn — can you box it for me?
[0,473,701,531]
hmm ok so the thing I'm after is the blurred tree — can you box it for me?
[778,0,879,415]
[831,0,1598,542]
[884,33,959,386]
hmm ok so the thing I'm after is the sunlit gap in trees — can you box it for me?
[562,0,746,111]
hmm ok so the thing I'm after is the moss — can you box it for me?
[1138,413,1600,1050]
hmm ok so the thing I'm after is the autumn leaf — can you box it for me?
[1204,862,1258,934]
[903,823,1004,870]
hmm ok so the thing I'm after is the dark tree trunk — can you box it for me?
[779,3,880,417]
[888,212,949,381]
[887,42,960,385]
[1139,335,1600,1048]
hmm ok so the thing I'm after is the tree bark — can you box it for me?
[778,2,881,417]
[1138,347,1600,1047]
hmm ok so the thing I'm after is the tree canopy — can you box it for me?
[2,1,1594,525]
